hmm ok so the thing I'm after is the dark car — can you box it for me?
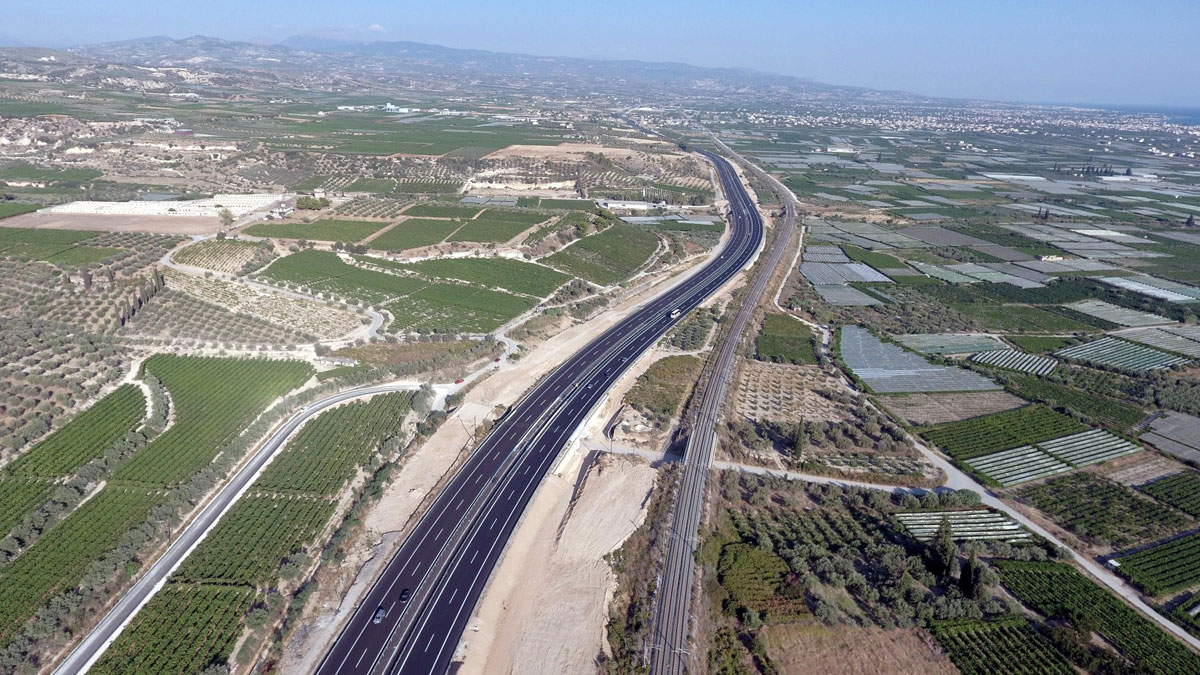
[399,588,412,604]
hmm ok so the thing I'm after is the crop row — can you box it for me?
[90,583,254,675]
[930,616,1074,675]
[385,282,536,335]
[371,256,570,297]
[0,478,53,535]
[1140,472,1200,517]
[0,487,161,643]
[1118,531,1200,596]
[115,356,313,487]
[996,560,1200,674]
[172,495,335,585]
[544,223,659,286]
[367,218,461,251]
[256,392,414,496]
[1016,473,1189,549]
[4,384,145,478]
[921,405,1087,460]
[1007,375,1147,430]
[244,218,387,243]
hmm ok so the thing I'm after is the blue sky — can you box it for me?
[7,0,1199,107]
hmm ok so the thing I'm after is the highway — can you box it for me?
[53,382,423,675]
[649,138,795,675]
[315,150,764,675]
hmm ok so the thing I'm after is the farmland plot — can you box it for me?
[997,560,1200,674]
[879,391,1025,425]
[965,445,1071,486]
[969,349,1057,375]
[446,219,532,243]
[369,256,569,297]
[839,326,1000,393]
[1036,428,1140,466]
[3,384,144,478]
[172,239,272,275]
[895,510,1030,543]
[403,203,482,219]
[1118,531,1200,595]
[733,360,846,424]
[385,283,535,334]
[1141,412,1200,465]
[1007,375,1146,430]
[260,250,426,304]
[893,333,1008,355]
[243,218,388,242]
[165,270,362,340]
[1140,472,1200,517]
[544,224,659,285]
[366,218,462,251]
[1063,299,1173,327]
[1016,473,1189,549]
[1117,327,1200,358]
[1056,337,1190,371]
[920,405,1086,460]
[930,616,1074,675]
[115,355,312,487]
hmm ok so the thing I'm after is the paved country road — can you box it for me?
[52,382,421,675]
[314,150,764,675]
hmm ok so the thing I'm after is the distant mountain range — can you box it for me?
[59,34,881,101]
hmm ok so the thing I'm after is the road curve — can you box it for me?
[649,147,793,675]
[53,382,420,675]
[314,150,764,675]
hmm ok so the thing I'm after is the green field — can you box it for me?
[930,616,1074,675]
[538,198,594,210]
[998,561,1200,674]
[386,282,535,334]
[0,226,123,265]
[367,218,461,251]
[93,392,415,673]
[4,385,144,478]
[0,203,39,220]
[0,163,101,183]
[840,245,906,269]
[243,218,388,242]
[345,177,397,193]
[91,584,254,675]
[1007,375,1146,430]
[261,249,426,303]
[264,113,570,156]
[380,257,570,297]
[473,209,550,225]
[951,304,1095,333]
[446,219,532,243]
[544,224,659,285]
[290,175,329,192]
[1118,531,1200,595]
[1016,473,1189,549]
[403,203,482,219]
[0,487,162,643]
[115,356,312,486]
[1140,472,1200,518]
[920,405,1087,460]
[754,313,816,364]
[256,392,413,496]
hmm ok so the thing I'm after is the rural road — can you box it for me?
[314,150,764,675]
[53,382,428,675]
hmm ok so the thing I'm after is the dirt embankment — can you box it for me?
[456,453,657,674]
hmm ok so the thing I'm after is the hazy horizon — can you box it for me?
[6,0,1200,109]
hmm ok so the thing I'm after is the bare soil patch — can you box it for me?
[333,340,482,367]
[879,391,1026,425]
[1103,453,1188,487]
[1,211,221,235]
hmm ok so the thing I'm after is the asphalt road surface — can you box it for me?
[315,150,764,675]
[53,383,422,675]
[649,138,793,675]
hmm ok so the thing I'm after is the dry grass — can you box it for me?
[333,340,480,367]
[879,391,1026,425]
[760,622,956,675]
